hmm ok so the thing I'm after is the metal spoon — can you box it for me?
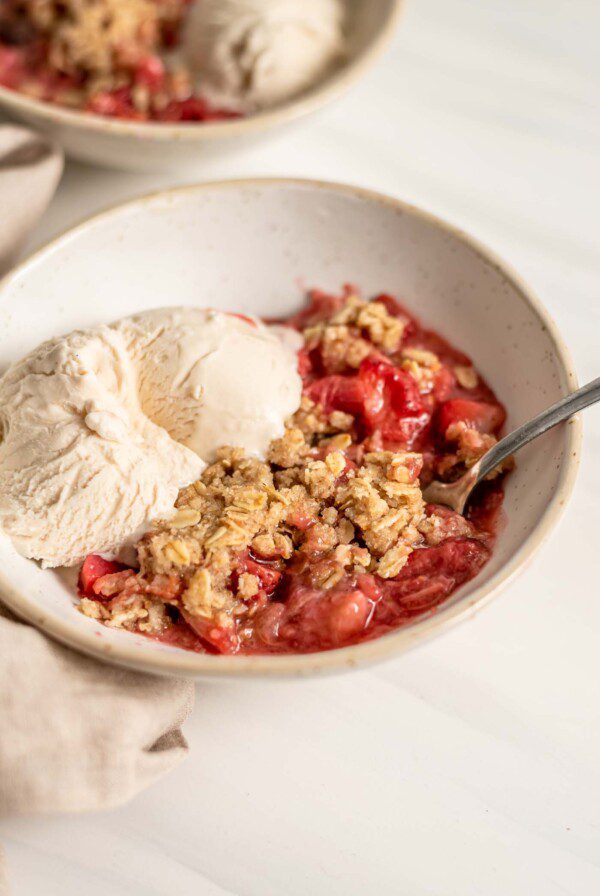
[423,377,600,514]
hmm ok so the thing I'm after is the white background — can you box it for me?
[2,0,600,892]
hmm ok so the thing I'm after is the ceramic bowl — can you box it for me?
[0,179,581,678]
[0,0,402,171]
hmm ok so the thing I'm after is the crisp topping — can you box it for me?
[290,396,347,438]
[401,347,441,393]
[437,421,512,480]
[304,294,406,359]
[454,365,479,389]
[336,451,424,577]
[24,0,160,77]
[83,435,429,634]
[267,427,309,469]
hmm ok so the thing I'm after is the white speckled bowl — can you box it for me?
[0,179,581,678]
[0,0,402,171]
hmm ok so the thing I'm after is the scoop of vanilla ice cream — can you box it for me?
[0,307,302,568]
[0,327,204,568]
[182,0,345,111]
[116,307,302,462]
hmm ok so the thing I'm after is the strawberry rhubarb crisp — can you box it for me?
[0,0,346,122]
[0,0,239,122]
[76,288,511,655]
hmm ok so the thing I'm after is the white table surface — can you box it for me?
[2,0,599,893]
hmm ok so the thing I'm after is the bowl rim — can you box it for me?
[0,177,582,678]
[0,0,403,142]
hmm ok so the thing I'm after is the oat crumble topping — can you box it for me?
[454,365,479,390]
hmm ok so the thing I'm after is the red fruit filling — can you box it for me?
[78,554,127,598]
[437,398,506,438]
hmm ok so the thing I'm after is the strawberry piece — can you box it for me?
[393,537,489,585]
[271,578,375,649]
[86,88,144,119]
[86,92,120,116]
[358,356,430,444]
[0,46,25,88]
[360,356,423,416]
[306,374,366,417]
[356,573,383,604]
[327,589,372,643]
[149,620,207,653]
[381,413,431,447]
[380,538,489,615]
[386,577,454,613]
[79,555,127,598]
[237,553,282,595]
[134,54,165,90]
[432,366,455,402]
[159,97,206,120]
[437,398,505,437]
[92,570,137,598]
[285,507,314,532]
[162,97,239,121]
[181,610,239,655]
[305,358,431,446]
[297,346,313,379]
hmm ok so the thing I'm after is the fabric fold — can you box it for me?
[0,605,194,817]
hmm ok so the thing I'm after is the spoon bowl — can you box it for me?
[425,378,599,514]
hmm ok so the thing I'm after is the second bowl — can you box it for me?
[0,0,402,170]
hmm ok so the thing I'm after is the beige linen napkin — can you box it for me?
[0,605,194,815]
[0,846,7,896]
[0,126,194,822]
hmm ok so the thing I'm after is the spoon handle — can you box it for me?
[477,377,600,481]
